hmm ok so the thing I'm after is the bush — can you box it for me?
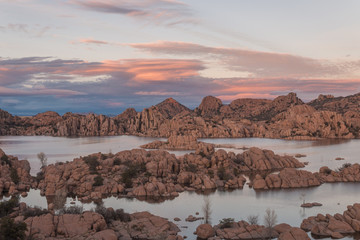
[184,163,198,173]
[58,205,83,215]
[217,166,231,181]
[0,217,27,240]
[23,206,49,219]
[93,175,104,186]
[0,155,11,166]
[35,171,45,182]
[219,218,234,229]
[121,162,146,188]
[93,204,130,223]
[113,158,121,166]
[100,154,107,160]
[83,156,100,173]
[337,163,352,172]
[208,169,214,178]
[0,196,19,217]
[247,214,259,225]
[10,168,20,184]
[37,152,47,168]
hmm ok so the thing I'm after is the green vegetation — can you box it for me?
[0,196,19,217]
[10,168,20,185]
[0,217,27,240]
[83,155,100,173]
[219,218,234,229]
[121,162,146,188]
[93,175,104,186]
[0,155,11,166]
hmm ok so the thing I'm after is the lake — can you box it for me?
[1,136,360,239]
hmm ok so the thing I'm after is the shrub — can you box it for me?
[93,175,104,186]
[184,163,197,173]
[121,162,146,188]
[35,171,45,182]
[208,169,214,178]
[247,214,259,225]
[23,206,49,219]
[0,155,11,166]
[10,168,20,184]
[337,163,352,172]
[83,156,100,173]
[0,196,19,217]
[93,204,130,223]
[58,205,83,215]
[113,158,121,166]
[0,217,27,240]
[219,218,234,229]
[101,154,107,160]
[217,166,231,181]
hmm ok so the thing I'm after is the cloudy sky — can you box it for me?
[1,0,360,115]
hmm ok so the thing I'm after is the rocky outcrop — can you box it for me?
[155,97,190,119]
[318,163,360,183]
[195,224,215,239]
[110,211,182,240]
[212,220,279,240]
[278,227,310,240]
[301,203,360,239]
[0,148,35,196]
[141,134,201,150]
[25,211,107,239]
[253,168,321,190]
[37,146,304,202]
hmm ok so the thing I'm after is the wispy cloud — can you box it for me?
[129,41,360,79]
[0,86,85,97]
[0,23,51,37]
[69,0,196,26]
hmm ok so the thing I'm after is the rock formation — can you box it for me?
[1,92,359,139]
[301,203,360,239]
[35,146,304,202]
[0,148,35,196]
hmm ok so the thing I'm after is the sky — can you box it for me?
[1,0,360,115]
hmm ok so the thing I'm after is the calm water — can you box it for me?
[0,136,165,175]
[1,136,360,239]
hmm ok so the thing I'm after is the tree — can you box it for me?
[37,152,47,168]
[263,208,277,239]
[0,217,27,240]
[247,214,259,225]
[202,196,212,224]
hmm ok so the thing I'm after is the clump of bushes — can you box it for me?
[83,155,100,173]
[121,162,146,188]
[217,166,231,181]
[58,205,84,215]
[184,163,198,173]
[0,196,19,217]
[93,175,104,186]
[113,158,121,166]
[23,206,49,219]
[219,218,235,229]
[93,204,131,224]
[0,155,11,166]
[336,163,352,172]
[10,168,20,184]
[0,217,27,240]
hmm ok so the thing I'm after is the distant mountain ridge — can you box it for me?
[1,92,359,139]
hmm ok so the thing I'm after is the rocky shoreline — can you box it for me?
[1,92,359,140]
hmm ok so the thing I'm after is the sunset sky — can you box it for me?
[1,0,360,115]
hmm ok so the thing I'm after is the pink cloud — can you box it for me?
[0,86,85,97]
[129,41,360,79]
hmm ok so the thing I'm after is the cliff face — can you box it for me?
[0,92,359,139]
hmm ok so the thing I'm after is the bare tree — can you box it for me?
[300,192,306,204]
[37,152,47,168]
[263,208,277,239]
[247,214,259,225]
[202,196,212,224]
